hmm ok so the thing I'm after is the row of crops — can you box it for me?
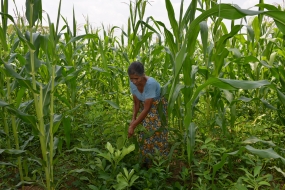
[1,0,285,189]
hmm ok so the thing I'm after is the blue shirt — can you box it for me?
[130,77,161,101]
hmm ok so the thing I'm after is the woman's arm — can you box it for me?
[131,95,140,122]
[128,98,153,138]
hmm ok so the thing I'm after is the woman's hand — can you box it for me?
[128,125,135,138]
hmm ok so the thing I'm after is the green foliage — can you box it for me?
[238,166,272,190]
[96,142,135,172]
[113,168,139,190]
[1,0,285,189]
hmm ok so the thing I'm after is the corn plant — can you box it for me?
[1,0,285,188]
[0,0,64,189]
[160,1,285,166]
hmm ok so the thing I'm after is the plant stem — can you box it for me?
[7,78,24,184]
[11,115,24,183]
[49,65,55,184]
[3,107,11,149]
[28,2,51,189]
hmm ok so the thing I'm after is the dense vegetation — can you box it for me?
[1,0,285,189]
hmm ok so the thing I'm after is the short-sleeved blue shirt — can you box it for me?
[130,77,161,101]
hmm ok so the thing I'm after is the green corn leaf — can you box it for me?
[0,161,17,167]
[0,100,9,107]
[156,21,177,54]
[200,21,208,59]
[189,0,198,22]
[63,116,72,149]
[186,122,196,164]
[15,87,26,108]
[165,0,179,42]
[66,147,99,153]
[20,136,34,150]
[42,82,51,116]
[0,149,25,155]
[181,0,193,26]
[212,153,229,182]
[213,48,229,77]
[55,0,62,34]
[0,12,35,50]
[277,89,285,106]
[52,114,63,134]
[25,32,42,51]
[238,97,277,110]
[219,78,270,89]
[246,25,255,42]
[0,26,8,51]
[25,0,42,27]
[67,34,99,44]
[168,84,185,111]
[25,53,43,73]
[98,38,108,71]
[72,6,76,37]
[216,25,243,51]
[1,104,37,129]
[265,11,285,34]
[132,31,154,58]
[104,100,119,109]
[245,145,285,164]
[3,63,36,93]
[185,78,271,128]
[140,19,161,34]
[256,3,279,11]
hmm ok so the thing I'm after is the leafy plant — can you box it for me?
[238,166,272,190]
[96,142,135,172]
[113,168,139,190]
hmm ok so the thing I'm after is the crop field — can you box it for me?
[1,0,285,189]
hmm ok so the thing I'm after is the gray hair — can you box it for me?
[127,61,144,76]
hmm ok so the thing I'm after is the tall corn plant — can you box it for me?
[164,1,285,165]
[124,0,165,69]
[0,0,65,189]
[0,0,11,149]
[0,0,25,186]
[67,22,124,112]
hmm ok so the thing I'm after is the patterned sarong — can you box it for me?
[138,96,168,163]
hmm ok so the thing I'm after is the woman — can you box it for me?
[128,61,168,166]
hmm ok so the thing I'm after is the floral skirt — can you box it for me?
[138,96,168,162]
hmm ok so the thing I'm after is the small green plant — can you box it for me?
[173,166,191,189]
[92,142,135,188]
[238,165,272,190]
[113,168,139,190]
[179,166,190,183]
[135,149,172,189]
[96,142,135,172]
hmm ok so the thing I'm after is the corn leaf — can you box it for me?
[25,0,42,27]
[165,0,179,42]
[245,145,285,164]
